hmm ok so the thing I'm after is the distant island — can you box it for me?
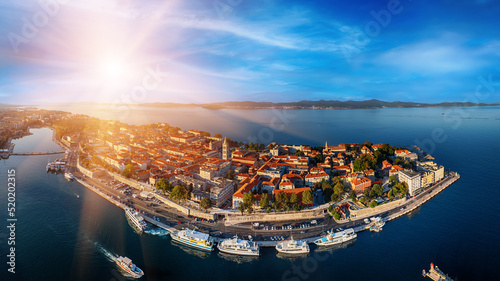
[137,99,500,110]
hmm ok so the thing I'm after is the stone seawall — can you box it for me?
[225,209,325,225]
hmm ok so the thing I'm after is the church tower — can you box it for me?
[222,137,229,160]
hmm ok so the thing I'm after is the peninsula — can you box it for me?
[1,107,459,248]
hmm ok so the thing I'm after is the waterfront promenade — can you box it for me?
[71,167,460,247]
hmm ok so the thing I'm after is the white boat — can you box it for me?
[314,228,357,246]
[64,172,75,181]
[275,239,309,255]
[171,229,214,251]
[369,217,385,232]
[125,207,147,232]
[116,256,144,278]
[217,236,260,256]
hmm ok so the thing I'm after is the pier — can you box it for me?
[422,263,453,281]
[11,151,65,156]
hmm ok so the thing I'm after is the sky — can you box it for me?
[0,0,499,105]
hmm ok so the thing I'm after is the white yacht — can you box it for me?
[116,256,144,278]
[314,228,357,246]
[217,236,260,256]
[276,239,309,255]
[369,217,385,232]
[171,229,214,251]
[125,207,147,232]
[64,172,75,181]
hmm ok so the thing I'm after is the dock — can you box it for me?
[422,263,453,281]
[11,150,65,156]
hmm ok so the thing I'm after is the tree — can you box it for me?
[170,185,188,202]
[214,133,222,139]
[302,190,314,206]
[243,192,255,207]
[289,193,298,204]
[369,200,378,208]
[260,193,270,209]
[227,169,234,180]
[333,183,344,197]
[247,206,254,214]
[200,198,212,211]
[155,178,169,194]
[272,202,279,214]
[266,207,272,213]
[348,190,357,201]
[237,204,245,215]
[294,151,305,157]
[275,192,289,204]
[389,175,398,185]
[314,154,324,163]
[122,164,136,179]
[372,184,383,197]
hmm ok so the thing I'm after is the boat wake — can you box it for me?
[145,227,170,237]
[95,242,118,263]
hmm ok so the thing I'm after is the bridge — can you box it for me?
[10,151,66,156]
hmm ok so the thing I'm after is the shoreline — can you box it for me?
[72,167,460,247]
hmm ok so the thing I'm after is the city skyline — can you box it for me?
[1,0,500,105]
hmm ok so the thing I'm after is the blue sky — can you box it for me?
[1,0,499,104]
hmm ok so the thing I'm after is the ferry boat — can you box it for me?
[171,229,214,251]
[275,239,309,255]
[64,172,75,181]
[217,236,260,256]
[125,207,147,232]
[314,228,357,246]
[116,256,144,278]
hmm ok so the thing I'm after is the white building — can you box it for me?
[399,170,422,196]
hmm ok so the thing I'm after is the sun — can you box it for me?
[98,57,128,81]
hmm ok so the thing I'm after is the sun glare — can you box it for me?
[99,58,127,80]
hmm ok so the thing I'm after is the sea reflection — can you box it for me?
[171,240,211,259]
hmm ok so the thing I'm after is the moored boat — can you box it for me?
[116,256,144,278]
[217,236,260,256]
[171,228,214,251]
[276,239,309,255]
[314,228,357,246]
[64,172,75,181]
[125,207,147,232]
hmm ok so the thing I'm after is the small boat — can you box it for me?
[65,172,75,181]
[116,256,144,278]
[276,239,309,255]
[369,217,385,232]
[217,236,260,256]
[314,228,357,246]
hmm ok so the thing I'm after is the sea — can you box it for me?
[1,105,500,281]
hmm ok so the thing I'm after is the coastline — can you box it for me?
[72,164,460,247]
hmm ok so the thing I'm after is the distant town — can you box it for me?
[1,107,455,230]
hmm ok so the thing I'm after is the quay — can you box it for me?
[422,263,453,281]
[71,171,461,248]
[11,150,66,156]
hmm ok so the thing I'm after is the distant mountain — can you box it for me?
[198,99,498,109]
[127,99,500,110]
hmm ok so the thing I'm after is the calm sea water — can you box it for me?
[2,106,500,280]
